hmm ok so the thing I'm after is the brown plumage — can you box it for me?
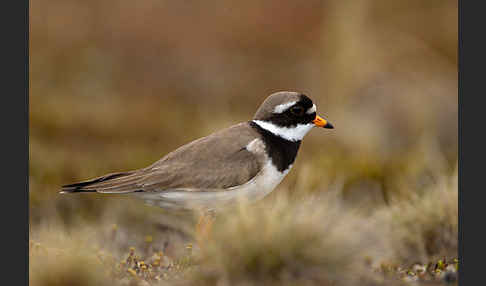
[61,122,265,194]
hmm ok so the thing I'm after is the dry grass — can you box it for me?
[30,229,111,286]
[383,168,458,265]
[188,194,390,286]
[29,166,458,286]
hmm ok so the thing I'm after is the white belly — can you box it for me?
[138,161,291,210]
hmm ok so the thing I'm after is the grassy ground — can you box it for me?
[30,1,457,285]
[29,164,458,286]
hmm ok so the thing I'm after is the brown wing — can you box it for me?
[61,122,265,194]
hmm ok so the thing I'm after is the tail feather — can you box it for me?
[60,171,138,193]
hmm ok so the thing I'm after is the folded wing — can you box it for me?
[61,122,264,194]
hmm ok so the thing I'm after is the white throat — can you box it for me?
[252,120,314,142]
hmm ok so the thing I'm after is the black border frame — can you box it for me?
[459,0,485,285]
[5,0,29,285]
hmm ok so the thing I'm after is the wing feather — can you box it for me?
[61,122,264,194]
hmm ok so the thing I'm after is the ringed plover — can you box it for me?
[61,91,333,212]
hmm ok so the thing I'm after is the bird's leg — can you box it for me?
[195,209,216,250]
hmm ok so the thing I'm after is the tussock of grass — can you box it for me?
[381,169,458,265]
[30,254,110,286]
[29,232,111,286]
[186,194,391,286]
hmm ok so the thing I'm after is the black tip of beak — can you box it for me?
[324,122,334,129]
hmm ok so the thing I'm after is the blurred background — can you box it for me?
[30,1,457,285]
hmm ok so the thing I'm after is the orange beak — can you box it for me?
[313,115,334,129]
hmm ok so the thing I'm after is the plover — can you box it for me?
[61,91,333,210]
[61,91,333,239]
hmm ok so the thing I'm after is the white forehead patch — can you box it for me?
[307,104,316,114]
[273,101,297,114]
[252,120,314,142]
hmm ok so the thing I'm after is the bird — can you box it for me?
[61,91,333,241]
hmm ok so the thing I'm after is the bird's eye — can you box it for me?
[290,106,304,116]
